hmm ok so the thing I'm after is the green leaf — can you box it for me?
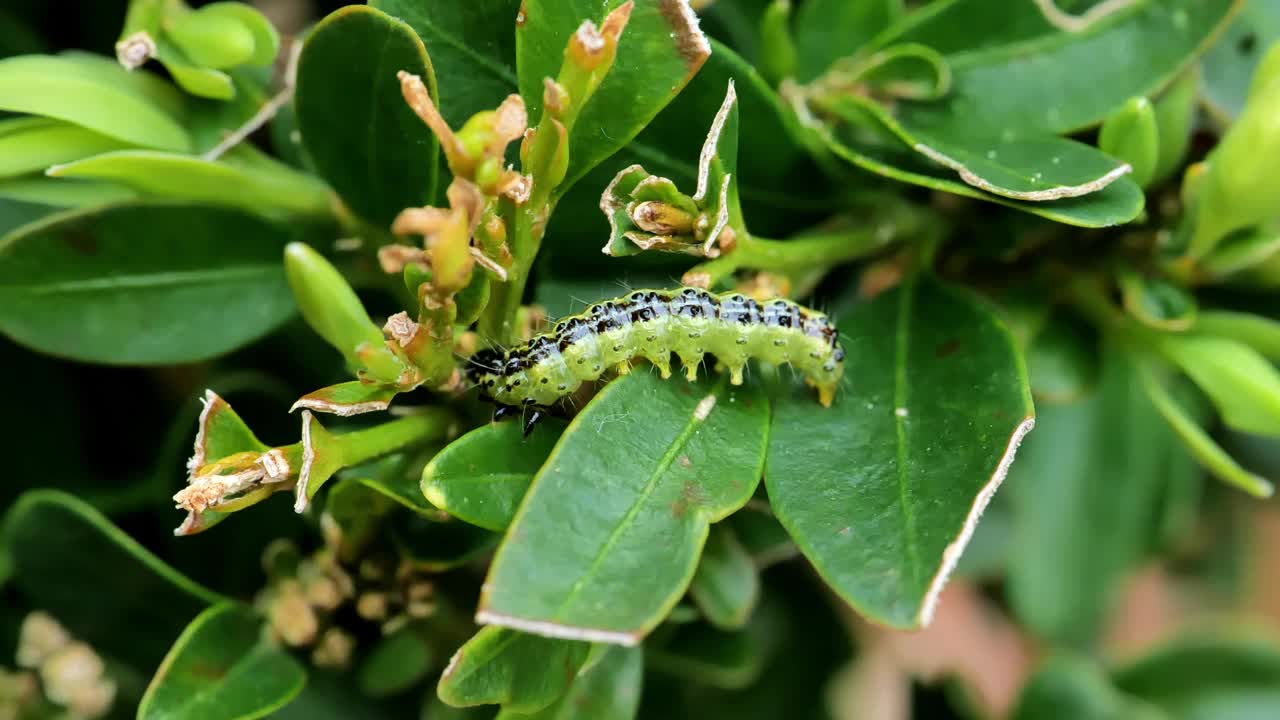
[421,419,566,532]
[0,53,190,151]
[1007,352,1181,644]
[498,646,643,720]
[646,620,766,691]
[0,177,136,208]
[0,117,132,178]
[817,103,1143,227]
[1012,655,1164,720]
[1181,692,1280,720]
[139,604,306,720]
[1155,334,1280,437]
[1137,358,1273,498]
[870,0,1092,55]
[1203,0,1280,122]
[898,0,1240,137]
[47,147,332,219]
[1194,311,1280,360]
[199,2,282,68]
[725,503,796,569]
[1118,271,1198,330]
[359,626,434,698]
[2,490,222,670]
[296,5,439,227]
[688,524,759,631]
[766,274,1034,628]
[292,381,401,417]
[517,0,711,194]
[1151,66,1199,185]
[1099,97,1159,188]
[0,202,298,365]
[793,0,902,82]
[392,513,500,571]
[438,627,592,713]
[1114,631,1280,714]
[370,0,520,127]
[478,371,769,644]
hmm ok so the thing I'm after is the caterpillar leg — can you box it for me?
[807,379,836,408]
[728,363,745,386]
[675,349,705,381]
[615,360,632,375]
[522,409,545,438]
[646,352,672,379]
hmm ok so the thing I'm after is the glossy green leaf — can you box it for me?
[766,274,1034,628]
[422,419,566,532]
[479,372,769,645]
[498,646,643,720]
[0,177,136,207]
[1202,224,1280,278]
[155,40,237,100]
[0,203,297,365]
[688,524,759,631]
[0,118,132,178]
[199,2,282,67]
[359,626,434,698]
[47,148,331,218]
[1137,358,1272,498]
[1012,655,1164,720]
[899,0,1240,136]
[167,7,257,70]
[1156,334,1280,437]
[1194,311,1280,361]
[793,0,901,82]
[296,5,439,227]
[438,627,592,713]
[350,452,448,517]
[392,513,500,571]
[293,381,401,417]
[869,0,1093,55]
[1008,352,1182,644]
[1099,97,1159,188]
[756,0,796,85]
[139,604,306,720]
[1203,0,1280,122]
[818,104,1144,227]
[0,53,190,151]
[370,0,520,127]
[517,0,711,194]
[1114,631,1280,714]
[2,491,222,670]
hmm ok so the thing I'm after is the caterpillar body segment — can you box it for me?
[466,288,845,420]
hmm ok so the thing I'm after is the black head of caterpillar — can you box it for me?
[469,288,844,433]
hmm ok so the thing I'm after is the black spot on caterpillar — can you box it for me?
[467,288,844,430]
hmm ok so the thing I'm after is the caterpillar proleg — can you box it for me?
[467,288,844,431]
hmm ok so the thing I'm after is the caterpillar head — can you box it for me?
[466,349,505,395]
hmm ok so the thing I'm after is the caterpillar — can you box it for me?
[466,288,844,432]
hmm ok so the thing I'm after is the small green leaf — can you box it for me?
[358,626,434,698]
[47,147,332,219]
[2,490,222,670]
[757,0,797,86]
[0,53,190,151]
[793,0,901,82]
[899,0,1239,137]
[1151,66,1200,185]
[370,0,519,127]
[139,604,306,720]
[647,621,765,691]
[392,513,500,571]
[1114,631,1280,713]
[1118,271,1198,330]
[1137,358,1273,498]
[199,2,282,67]
[1007,352,1184,644]
[766,274,1034,628]
[1027,310,1099,403]
[478,372,768,644]
[1194,311,1280,361]
[421,420,566,532]
[689,524,759,631]
[438,627,592,713]
[0,117,132,179]
[296,5,440,227]
[167,6,258,70]
[1012,655,1163,720]
[1155,334,1280,437]
[497,646,643,720]
[1201,224,1280,279]
[0,203,297,365]
[725,504,796,569]
[1099,97,1159,188]
[292,381,401,417]
[0,177,136,207]
[518,0,711,194]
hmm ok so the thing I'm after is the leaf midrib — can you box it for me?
[551,385,723,620]
[0,265,277,295]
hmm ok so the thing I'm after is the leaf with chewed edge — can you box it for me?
[766,274,1034,628]
[438,626,592,713]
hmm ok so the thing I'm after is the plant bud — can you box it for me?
[1098,97,1158,188]
[167,8,256,69]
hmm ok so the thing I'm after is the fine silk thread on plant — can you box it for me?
[466,288,845,413]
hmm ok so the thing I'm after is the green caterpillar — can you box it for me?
[467,288,844,430]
